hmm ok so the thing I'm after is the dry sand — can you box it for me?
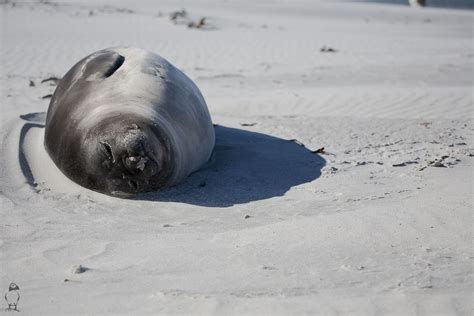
[0,0,472,314]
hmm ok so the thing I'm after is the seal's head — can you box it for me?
[82,117,173,196]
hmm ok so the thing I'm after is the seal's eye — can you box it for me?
[100,141,115,162]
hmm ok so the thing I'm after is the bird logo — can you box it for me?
[4,282,20,312]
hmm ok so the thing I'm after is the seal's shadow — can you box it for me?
[140,125,325,207]
[18,113,325,206]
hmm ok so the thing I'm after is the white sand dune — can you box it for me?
[0,0,472,314]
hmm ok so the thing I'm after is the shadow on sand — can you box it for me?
[139,125,325,207]
[19,112,47,190]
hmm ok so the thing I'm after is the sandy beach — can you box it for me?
[0,0,472,314]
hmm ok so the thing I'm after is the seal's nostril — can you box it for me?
[136,157,147,171]
[125,156,140,170]
[125,155,148,172]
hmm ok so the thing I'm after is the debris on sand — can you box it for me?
[392,162,406,167]
[170,9,187,21]
[392,161,418,167]
[41,94,53,99]
[71,264,90,274]
[430,160,447,168]
[169,9,209,30]
[320,46,337,53]
[429,155,451,168]
[41,76,60,85]
[420,155,460,170]
[188,17,206,29]
[420,122,431,128]
[324,166,338,175]
[29,80,35,87]
[289,139,306,147]
[312,147,325,154]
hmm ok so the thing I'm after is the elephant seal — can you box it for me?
[44,47,215,196]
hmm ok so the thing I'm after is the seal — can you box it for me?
[44,47,215,196]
